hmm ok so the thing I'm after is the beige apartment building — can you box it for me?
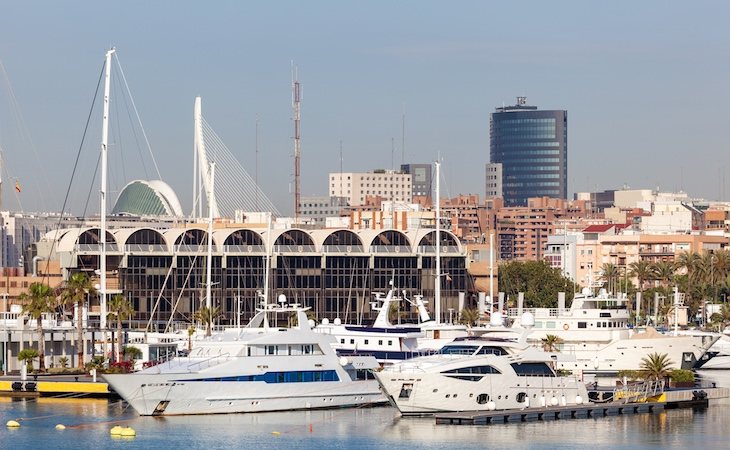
[329,170,412,207]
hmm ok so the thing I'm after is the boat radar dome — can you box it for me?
[334,318,341,325]
[521,311,535,328]
[581,287,591,296]
[490,312,504,327]
[321,318,330,325]
[278,294,287,304]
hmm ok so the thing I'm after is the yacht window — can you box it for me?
[438,345,479,356]
[510,362,555,377]
[442,365,500,381]
[399,383,413,399]
[533,322,543,328]
[247,347,251,357]
[578,322,587,329]
[516,392,527,403]
[388,340,393,346]
[340,339,345,344]
[476,346,507,356]
[303,345,313,354]
[350,339,355,345]
[597,322,602,328]
[378,340,383,346]
[476,393,490,404]
[266,345,276,355]
[364,339,369,345]
[546,321,556,329]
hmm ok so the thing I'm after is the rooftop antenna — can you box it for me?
[255,115,259,212]
[401,103,405,165]
[339,140,343,199]
[292,62,301,221]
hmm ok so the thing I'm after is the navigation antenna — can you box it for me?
[292,63,301,221]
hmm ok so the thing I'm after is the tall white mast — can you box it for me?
[99,47,115,330]
[292,64,301,221]
[434,160,441,324]
[206,162,215,311]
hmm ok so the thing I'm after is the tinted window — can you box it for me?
[510,363,555,377]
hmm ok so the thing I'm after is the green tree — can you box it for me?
[600,263,620,294]
[187,326,196,351]
[541,334,563,352]
[640,352,674,381]
[459,308,479,327]
[498,260,576,308]
[18,348,39,373]
[107,294,134,363]
[630,260,654,317]
[653,261,676,287]
[60,273,96,368]
[709,303,730,330]
[193,306,223,337]
[20,282,55,373]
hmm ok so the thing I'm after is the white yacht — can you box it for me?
[103,302,384,416]
[314,283,468,365]
[495,289,719,379]
[374,329,588,415]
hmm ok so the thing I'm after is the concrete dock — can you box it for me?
[434,387,729,426]
[0,376,110,398]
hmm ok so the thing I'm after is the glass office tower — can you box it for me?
[489,97,567,207]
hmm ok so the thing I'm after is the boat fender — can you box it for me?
[563,324,569,330]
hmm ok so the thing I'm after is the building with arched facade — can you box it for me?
[41,224,471,330]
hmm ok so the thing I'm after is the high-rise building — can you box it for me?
[489,97,567,207]
[400,164,432,202]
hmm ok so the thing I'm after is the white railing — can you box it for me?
[125,244,169,253]
[75,244,120,252]
[507,308,572,318]
[223,244,266,253]
[273,245,317,253]
[321,245,364,253]
[370,245,413,254]
[415,245,461,254]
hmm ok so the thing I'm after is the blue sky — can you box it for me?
[0,1,729,215]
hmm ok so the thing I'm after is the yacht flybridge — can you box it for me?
[497,288,719,379]
[103,302,384,416]
[314,282,469,365]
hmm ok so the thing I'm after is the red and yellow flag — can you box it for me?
[15,181,20,193]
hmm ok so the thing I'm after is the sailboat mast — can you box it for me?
[206,162,215,310]
[434,160,441,325]
[99,47,115,330]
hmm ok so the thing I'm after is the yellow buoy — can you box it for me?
[55,424,66,430]
[110,425,123,436]
[272,431,281,436]
[120,427,136,437]
[6,420,20,428]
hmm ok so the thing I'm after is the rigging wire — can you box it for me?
[0,61,54,211]
[113,53,162,180]
[40,59,105,282]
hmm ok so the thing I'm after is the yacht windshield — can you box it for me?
[438,345,479,356]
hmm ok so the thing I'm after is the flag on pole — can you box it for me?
[15,181,21,193]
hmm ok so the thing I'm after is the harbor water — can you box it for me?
[2,370,729,449]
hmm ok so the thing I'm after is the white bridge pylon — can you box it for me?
[192,96,280,219]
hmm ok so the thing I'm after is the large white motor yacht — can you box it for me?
[103,302,384,416]
[374,330,588,415]
[314,283,468,365]
[497,289,719,377]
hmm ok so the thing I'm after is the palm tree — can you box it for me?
[600,263,620,294]
[630,260,653,318]
[640,352,674,381]
[60,273,96,367]
[107,294,134,364]
[187,326,196,352]
[709,303,730,330]
[459,308,479,327]
[20,282,55,373]
[194,306,223,337]
[653,261,676,288]
[541,334,563,352]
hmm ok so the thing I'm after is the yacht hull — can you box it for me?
[374,372,587,416]
[104,373,384,415]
